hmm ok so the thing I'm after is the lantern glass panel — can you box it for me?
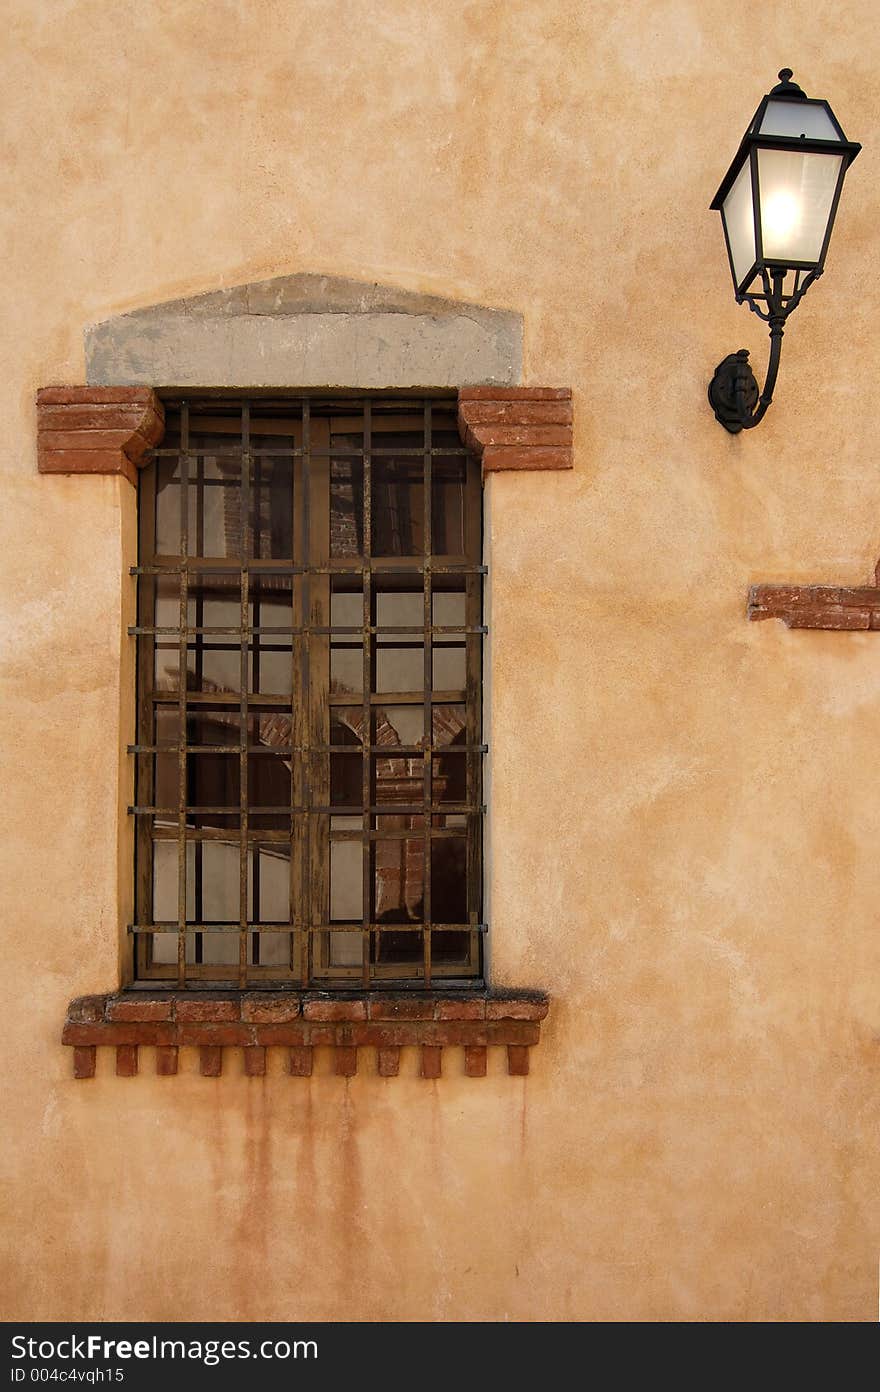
[756,147,843,265]
[721,157,756,288]
[758,100,842,141]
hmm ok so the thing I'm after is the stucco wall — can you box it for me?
[2,0,880,1321]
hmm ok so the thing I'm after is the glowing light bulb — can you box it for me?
[763,190,801,243]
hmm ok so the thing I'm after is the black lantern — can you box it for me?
[708,70,861,432]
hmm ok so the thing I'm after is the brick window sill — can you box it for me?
[62,992,549,1080]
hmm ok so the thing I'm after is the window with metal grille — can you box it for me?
[132,395,484,988]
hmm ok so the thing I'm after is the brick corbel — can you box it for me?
[37,386,165,488]
[749,558,880,630]
[458,387,572,472]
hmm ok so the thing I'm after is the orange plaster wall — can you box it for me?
[2,0,880,1321]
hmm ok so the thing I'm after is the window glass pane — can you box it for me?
[330,930,363,966]
[255,931,293,967]
[253,648,293,697]
[431,455,467,554]
[374,835,423,923]
[330,840,363,921]
[190,455,240,559]
[188,752,240,814]
[249,708,293,751]
[375,925,423,965]
[372,441,423,555]
[374,754,424,808]
[329,706,363,811]
[201,841,241,922]
[248,751,291,829]
[151,930,190,966]
[186,573,242,695]
[431,703,466,747]
[431,928,470,964]
[434,592,467,690]
[376,704,424,748]
[432,837,467,921]
[432,643,466,692]
[433,750,467,806]
[330,589,363,695]
[152,575,188,691]
[330,458,364,557]
[200,932,239,965]
[253,846,290,921]
[155,458,182,555]
[249,455,294,559]
[376,590,424,693]
[152,840,194,922]
[251,576,294,695]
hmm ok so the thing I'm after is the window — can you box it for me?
[133,395,484,989]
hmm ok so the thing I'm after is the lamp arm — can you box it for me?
[708,269,791,434]
[733,316,785,429]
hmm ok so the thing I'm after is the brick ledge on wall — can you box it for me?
[62,992,549,1079]
[749,562,880,630]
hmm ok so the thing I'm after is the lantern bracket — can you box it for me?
[708,267,803,433]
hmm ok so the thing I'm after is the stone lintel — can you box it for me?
[85,274,523,389]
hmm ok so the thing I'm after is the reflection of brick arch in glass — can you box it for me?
[166,695,467,928]
[332,702,466,924]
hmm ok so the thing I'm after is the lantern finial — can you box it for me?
[771,68,807,98]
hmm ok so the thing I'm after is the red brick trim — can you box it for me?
[458,387,572,473]
[749,569,880,631]
[37,386,165,488]
[62,992,548,1078]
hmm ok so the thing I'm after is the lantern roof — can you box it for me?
[710,70,860,211]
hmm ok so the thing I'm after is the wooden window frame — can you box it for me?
[132,393,484,991]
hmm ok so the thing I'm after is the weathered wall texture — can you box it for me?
[2,0,880,1321]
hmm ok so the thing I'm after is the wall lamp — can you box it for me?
[708,69,860,433]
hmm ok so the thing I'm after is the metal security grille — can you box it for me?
[131,395,484,988]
